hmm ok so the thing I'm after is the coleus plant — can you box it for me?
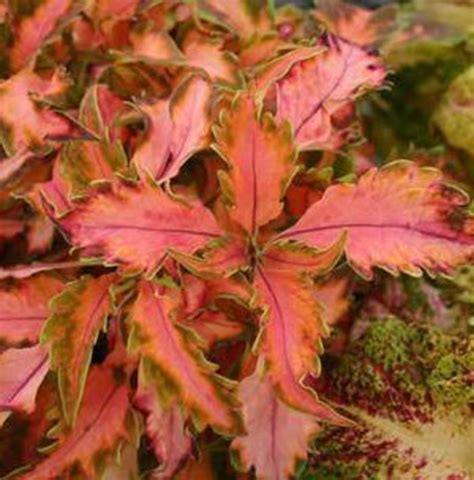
[0,0,473,479]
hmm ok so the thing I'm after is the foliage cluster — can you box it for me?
[0,0,473,478]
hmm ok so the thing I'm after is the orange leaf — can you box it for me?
[195,0,272,40]
[278,161,474,279]
[231,373,324,480]
[41,273,117,425]
[214,94,297,236]
[60,181,223,275]
[0,345,49,426]
[18,358,136,479]
[128,281,241,434]
[0,274,64,345]
[0,69,71,155]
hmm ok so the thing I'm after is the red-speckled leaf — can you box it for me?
[10,0,75,71]
[0,274,64,345]
[0,70,71,155]
[0,345,49,426]
[133,75,212,182]
[135,384,193,479]
[60,182,223,275]
[18,357,136,479]
[41,274,117,425]
[278,161,474,279]
[276,35,385,150]
[213,94,297,236]
[128,281,240,434]
[231,373,323,480]
[254,266,349,421]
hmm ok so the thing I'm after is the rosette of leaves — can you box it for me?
[0,1,473,479]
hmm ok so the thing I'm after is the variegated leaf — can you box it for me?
[128,281,240,434]
[41,273,117,425]
[0,274,64,345]
[213,94,297,236]
[0,345,49,426]
[18,357,136,479]
[60,182,223,275]
[278,161,474,279]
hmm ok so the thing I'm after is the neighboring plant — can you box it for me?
[0,1,472,479]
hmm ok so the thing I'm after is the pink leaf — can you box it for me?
[0,218,24,239]
[128,281,241,434]
[0,275,64,345]
[213,94,297,235]
[0,345,49,425]
[0,261,85,280]
[60,182,223,275]
[276,35,385,150]
[278,161,474,279]
[133,75,213,182]
[135,385,193,479]
[231,373,323,480]
[18,358,135,479]
[10,0,74,71]
[0,69,71,155]
[254,266,349,422]
[42,274,117,425]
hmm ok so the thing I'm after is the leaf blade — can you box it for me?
[278,162,474,278]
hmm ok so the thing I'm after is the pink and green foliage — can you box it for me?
[0,0,473,478]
